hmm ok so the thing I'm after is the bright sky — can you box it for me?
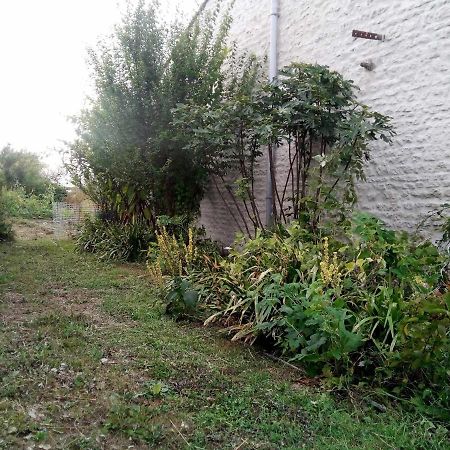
[0,0,199,173]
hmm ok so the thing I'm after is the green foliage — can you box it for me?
[164,276,199,318]
[0,145,65,198]
[174,63,394,235]
[0,145,47,194]
[155,214,192,238]
[67,0,232,224]
[76,216,154,261]
[1,187,54,219]
[148,225,220,317]
[4,239,446,449]
[104,400,163,444]
[0,191,13,241]
[0,145,66,223]
[443,214,450,246]
[178,213,449,419]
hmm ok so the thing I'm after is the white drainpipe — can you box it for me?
[265,0,279,226]
[269,0,279,82]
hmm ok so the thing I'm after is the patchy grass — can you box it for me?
[0,238,448,449]
[11,218,56,241]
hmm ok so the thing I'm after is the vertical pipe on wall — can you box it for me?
[265,0,279,226]
[269,0,279,82]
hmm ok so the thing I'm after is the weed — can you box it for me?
[104,401,163,444]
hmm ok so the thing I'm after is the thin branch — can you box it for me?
[212,176,246,236]
[219,175,253,237]
[170,419,191,448]
[323,134,361,205]
[269,143,286,224]
[280,136,299,217]
[242,197,258,231]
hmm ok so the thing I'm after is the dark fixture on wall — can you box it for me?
[352,29,385,41]
[360,59,376,71]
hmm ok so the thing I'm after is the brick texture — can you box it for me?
[199,0,450,244]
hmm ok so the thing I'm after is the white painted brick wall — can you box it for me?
[199,0,450,244]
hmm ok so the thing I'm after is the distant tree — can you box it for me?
[0,145,67,200]
[0,145,48,194]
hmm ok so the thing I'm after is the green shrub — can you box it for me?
[0,193,13,241]
[147,226,199,282]
[67,1,233,225]
[174,62,394,236]
[172,213,449,419]
[76,217,154,262]
[1,187,53,219]
[146,224,221,318]
[0,219,12,241]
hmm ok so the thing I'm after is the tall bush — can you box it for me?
[175,63,394,236]
[67,0,233,225]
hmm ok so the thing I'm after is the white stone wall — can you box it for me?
[199,0,450,244]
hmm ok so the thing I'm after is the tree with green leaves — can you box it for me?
[175,63,394,236]
[0,145,48,195]
[67,0,233,225]
[0,145,66,200]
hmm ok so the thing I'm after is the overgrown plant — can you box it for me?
[76,216,154,261]
[0,191,13,241]
[173,213,449,419]
[67,0,233,224]
[175,63,394,236]
[1,187,54,219]
[147,227,198,283]
[147,225,220,317]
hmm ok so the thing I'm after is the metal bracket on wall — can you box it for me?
[352,30,385,41]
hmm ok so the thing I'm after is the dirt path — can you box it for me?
[11,219,56,241]
[0,234,447,449]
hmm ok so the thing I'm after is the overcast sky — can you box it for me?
[0,0,199,172]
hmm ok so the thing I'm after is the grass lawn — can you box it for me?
[0,237,448,449]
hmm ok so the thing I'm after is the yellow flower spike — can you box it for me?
[319,238,342,289]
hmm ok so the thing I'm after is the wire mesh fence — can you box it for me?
[52,202,99,238]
